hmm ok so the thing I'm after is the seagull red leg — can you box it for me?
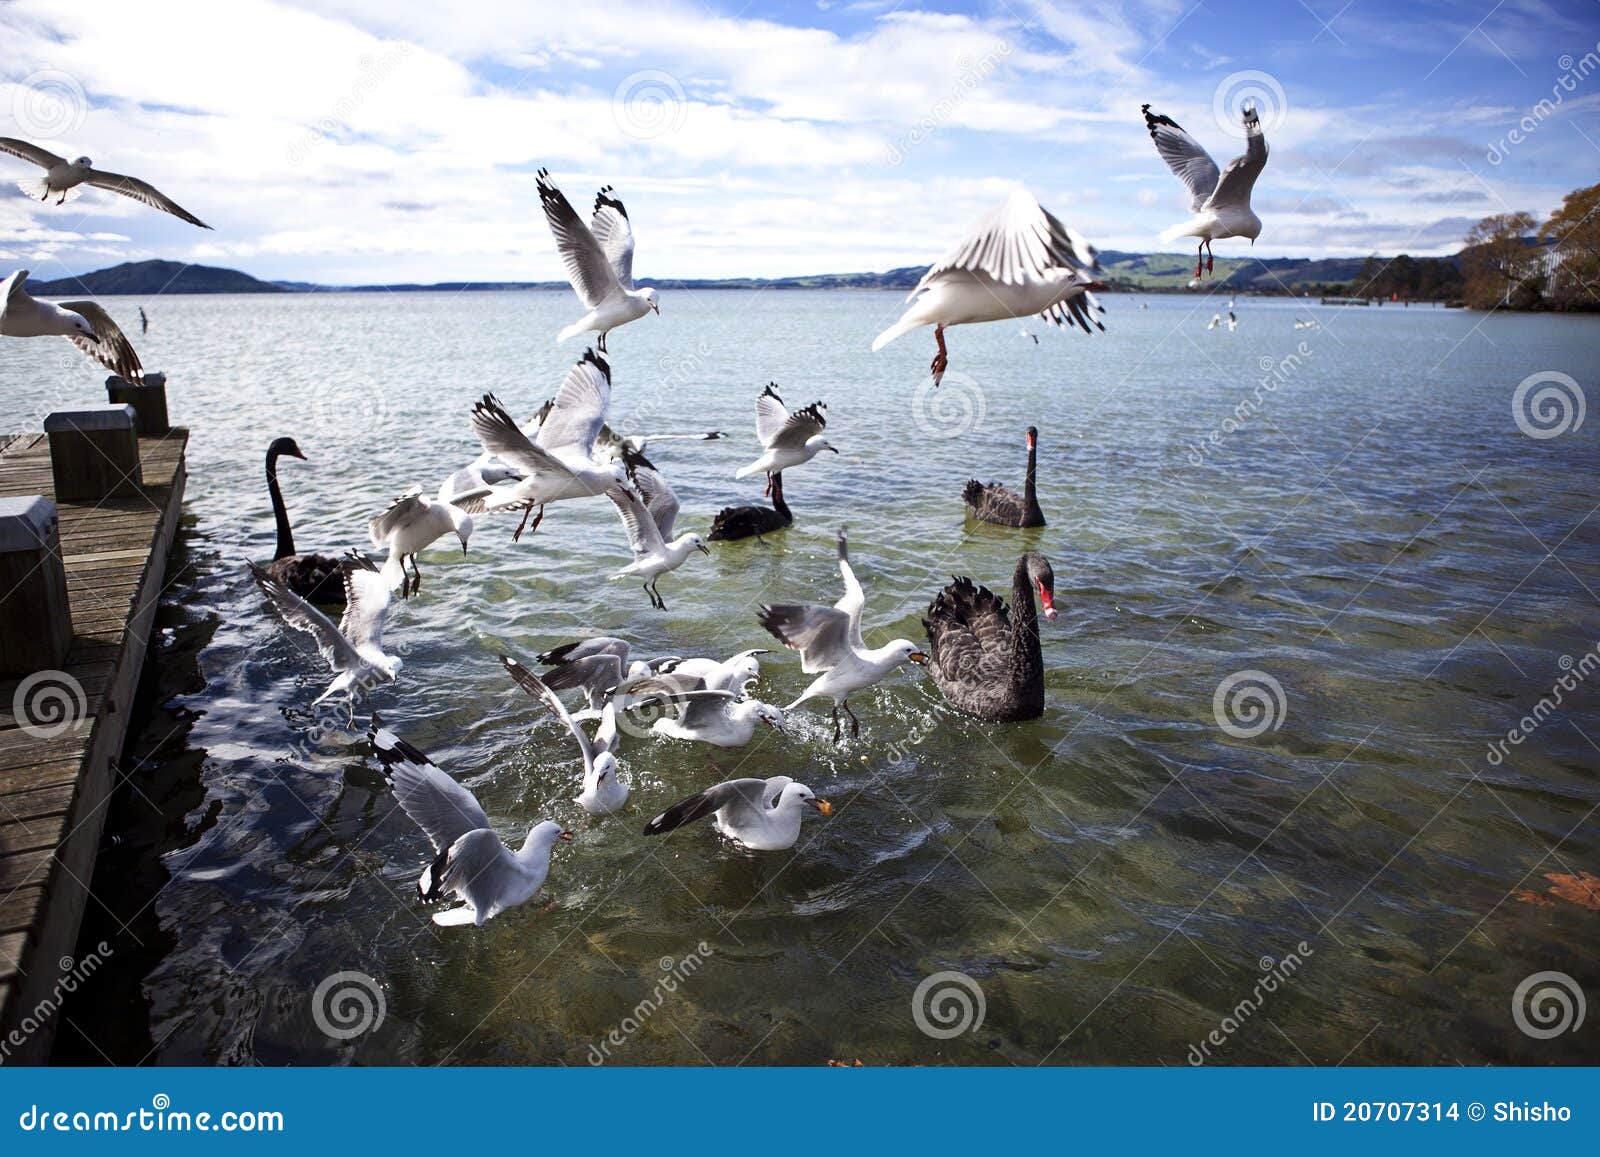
[930,324,949,386]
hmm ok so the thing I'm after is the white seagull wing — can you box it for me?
[914,188,1097,291]
[533,350,611,458]
[339,564,392,658]
[753,384,791,447]
[368,488,426,547]
[758,603,854,674]
[1141,105,1222,213]
[607,485,665,558]
[632,464,680,540]
[589,186,636,289]
[470,394,575,479]
[537,169,619,309]
[0,138,66,170]
[58,300,143,382]
[501,656,595,775]
[250,562,362,672]
[85,168,210,228]
[1206,123,1269,211]
[370,721,492,850]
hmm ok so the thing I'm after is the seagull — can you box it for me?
[606,463,709,610]
[468,350,634,540]
[527,398,724,460]
[436,451,523,511]
[656,649,768,694]
[734,384,837,496]
[619,672,785,748]
[1207,313,1221,330]
[534,636,680,712]
[1227,310,1238,332]
[369,716,571,926]
[0,138,210,227]
[367,486,474,597]
[643,775,831,851]
[1142,102,1268,278]
[249,552,398,720]
[1019,326,1039,344]
[502,655,629,815]
[758,530,927,742]
[1,270,143,381]
[871,188,1105,385]
[537,171,657,351]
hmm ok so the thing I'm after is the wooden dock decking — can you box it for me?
[0,428,187,1064]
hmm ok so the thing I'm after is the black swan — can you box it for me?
[922,551,1056,721]
[708,471,792,541]
[260,437,349,604]
[963,426,1045,527]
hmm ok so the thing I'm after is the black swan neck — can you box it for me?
[266,448,295,560]
[771,474,791,520]
[1023,439,1041,520]
[1010,556,1043,682]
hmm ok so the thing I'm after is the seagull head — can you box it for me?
[807,435,839,456]
[684,533,710,556]
[643,287,660,314]
[72,156,92,168]
[754,702,785,731]
[591,751,620,784]
[782,782,832,817]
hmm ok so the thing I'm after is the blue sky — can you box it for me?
[1,0,1597,283]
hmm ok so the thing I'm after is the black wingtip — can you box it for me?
[580,347,612,380]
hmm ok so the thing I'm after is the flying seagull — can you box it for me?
[249,552,399,720]
[1,269,143,382]
[758,530,927,742]
[871,188,1106,386]
[605,463,709,610]
[537,170,658,351]
[734,384,837,496]
[502,655,629,815]
[0,138,211,227]
[370,716,571,926]
[1141,103,1268,278]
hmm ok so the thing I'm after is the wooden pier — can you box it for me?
[0,426,187,1064]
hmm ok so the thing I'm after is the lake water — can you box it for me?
[3,288,1597,1066]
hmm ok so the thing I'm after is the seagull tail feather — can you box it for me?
[870,314,922,352]
[556,320,588,344]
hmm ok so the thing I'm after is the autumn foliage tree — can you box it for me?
[1538,182,1600,311]
[1461,211,1542,309]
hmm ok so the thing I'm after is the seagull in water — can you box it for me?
[606,462,709,610]
[367,486,474,597]
[534,636,681,713]
[249,552,398,720]
[758,530,927,742]
[734,384,837,497]
[370,716,571,926]
[502,655,629,815]
[1142,103,1268,278]
[537,171,658,351]
[644,775,832,851]
[872,188,1105,385]
[1,270,143,382]
[0,138,210,227]
[618,672,785,748]
[467,350,635,540]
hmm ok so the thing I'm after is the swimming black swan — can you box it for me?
[708,471,793,541]
[963,426,1044,527]
[922,551,1056,721]
[261,437,350,604]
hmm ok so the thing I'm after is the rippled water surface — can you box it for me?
[4,289,1597,1066]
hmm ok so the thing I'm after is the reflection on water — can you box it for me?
[7,289,1596,1066]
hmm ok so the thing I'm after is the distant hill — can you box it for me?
[23,254,1442,298]
[25,260,287,296]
